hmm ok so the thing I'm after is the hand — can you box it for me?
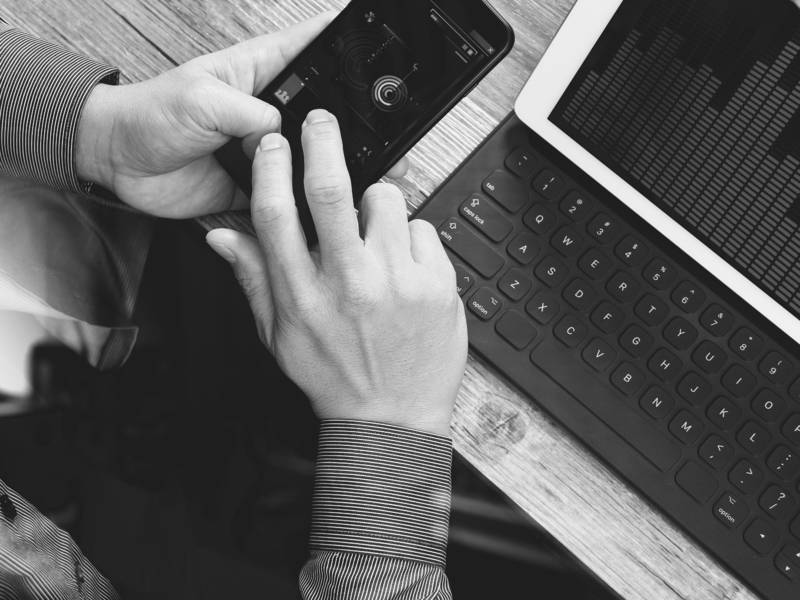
[205,110,468,437]
[74,13,409,218]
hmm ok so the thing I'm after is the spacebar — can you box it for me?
[530,340,681,472]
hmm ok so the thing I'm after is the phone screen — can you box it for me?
[265,0,506,180]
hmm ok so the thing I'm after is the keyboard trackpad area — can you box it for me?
[531,340,681,472]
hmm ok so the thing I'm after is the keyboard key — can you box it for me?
[721,365,757,399]
[782,544,800,568]
[635,294,669,327]
[551,226,584,258]
[532,169,565,200]
[677,372,713,406]
[438,218,505,278]
[530,340,680,471]
[553,315,588,348]
[767,446,800,482]
[559,191,593,222]
[752,389,786,423]
[729,460,764,495]
[669,410,704,445]
[790,378,800,405]
[782,414,800,448]
[578,249,612,281]
[586,213,620,245]
[607,271,640,304]
[759,485,795,520]
[454,264,475,297]
[526,291,560,324]
[707,397,742,431]
[483,170,529,213]
[713,492,748,528]
[729,328,764,362]
[459,194,514,242]
[760,351,794,385]
[662,317,698,351]
[468,287,503,321]
[505,148,537,178]
[611,362,646,396]
[640,387,674,421]
[619,325,653,358]
[775,554,800,581]
[615,235,648,267]
[507,232,540,265]
[692,340,727,374]
[698,435,734,470]
[671,281,706,314]
[563,279,596,312]
[737,421,772,456]
[498,268,533,301]
[676,462,718,503]
[700,304,735,337]
[643,258,677,291]
[591,302,625,334]
[648,348,683,382]
[582,338,617,372]
[791,513,800,539]
[496,311,537,350]
[534,255,569,288]
[523,204,557,235]
[744,519,779,555]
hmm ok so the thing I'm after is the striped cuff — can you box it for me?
[0,25,119,194]
[311,420,453,568]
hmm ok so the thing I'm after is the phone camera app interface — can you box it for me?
[270,0,495,177]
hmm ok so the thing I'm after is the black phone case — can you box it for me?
[214,0,514,246]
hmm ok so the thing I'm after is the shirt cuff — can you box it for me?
[0,25,119,194]
[310,420,453,568]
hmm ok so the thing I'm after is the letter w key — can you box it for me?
[551,226,584,258]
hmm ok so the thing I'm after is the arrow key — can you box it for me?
[775,554,800,582]
[454,264,475,297]
[781,544,800,569]
[743,519,779,555]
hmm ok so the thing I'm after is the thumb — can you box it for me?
[204,81,282,160]
[206,228,276,348]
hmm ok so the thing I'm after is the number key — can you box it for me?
[760,351,794,385]
[671,281,706,314]
[759,485,795,520]
[643,258,677,291]
[586,213,620,245]
[615,235,648,267]
[700,304,735,336]
[532,169,565,200]
[729,327,764,361]
[560,191,593,222]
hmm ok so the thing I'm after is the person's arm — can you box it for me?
[0,18,119,194]
[208,109,468,599]
[301,421,452,599]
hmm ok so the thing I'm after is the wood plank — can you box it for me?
[0,1,757,598]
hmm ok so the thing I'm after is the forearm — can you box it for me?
[0,18,118,194]
[300,420,453,600]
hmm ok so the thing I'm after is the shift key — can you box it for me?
[437,218,505,278]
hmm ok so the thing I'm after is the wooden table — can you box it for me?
[1,1,757,598]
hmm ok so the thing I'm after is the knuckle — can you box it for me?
[304,173,351,205]
[409,218,437,238]
[363,182,404,203]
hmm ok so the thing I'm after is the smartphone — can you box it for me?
[215,0,514,244]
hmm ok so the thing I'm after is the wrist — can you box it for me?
[75,83,117,191]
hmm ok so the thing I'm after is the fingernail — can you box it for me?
[303,110,331,128]
[206,239,237,263]
[258,134,283,153]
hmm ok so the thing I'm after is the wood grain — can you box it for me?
[0,1,758,598]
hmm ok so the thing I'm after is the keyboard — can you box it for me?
[415,113,800,599]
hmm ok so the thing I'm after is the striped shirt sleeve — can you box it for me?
[0,18,119,194]
[301,420,454,600]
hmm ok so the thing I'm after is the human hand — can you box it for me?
[74,13,409,218]
[205,110,467,437]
